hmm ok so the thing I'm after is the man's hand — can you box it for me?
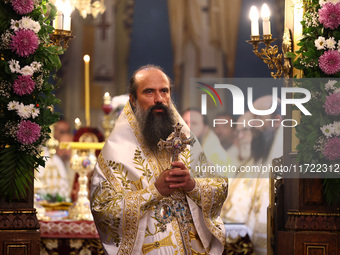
[155,161,195,196]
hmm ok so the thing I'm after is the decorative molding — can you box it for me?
[0,209,39,230]
[285,211,340,231]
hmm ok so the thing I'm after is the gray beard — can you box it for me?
[134,101,176,152]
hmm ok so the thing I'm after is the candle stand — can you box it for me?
[247,29,292,79]
[50,29,74,49]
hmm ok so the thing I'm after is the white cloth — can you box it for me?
[35,148,71,200]
[90,102,228,255]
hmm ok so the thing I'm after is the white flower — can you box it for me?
[19,17,34,30]
[30,105,40,119]
[17,103,32,119]
[30,21,41,33]
[319,0,327,5]
[19,65,34,76]
[338,40,340,52]
[325,80,337,91]
[8,59,20,73]
[31,61,42,71]
[7,101,19,111]
[321,123,334,137]
[314,36,326,50]
[326,37,336,50]
[10,19,20,31]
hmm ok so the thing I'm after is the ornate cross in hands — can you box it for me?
[157,123,195,168]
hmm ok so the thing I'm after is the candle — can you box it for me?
[83,55,90,127]
[103,92,111,105]
[53,0,63,30]
[261,3,271,35]
[63,0,72,31]
[249,6,259,36]
[74,117,81,130]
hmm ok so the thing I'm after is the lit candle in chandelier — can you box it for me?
[63,0,72,31]
[249,6,259,36]
[53,0,63,30]
[261,3,271,35]
[83,55,91,127]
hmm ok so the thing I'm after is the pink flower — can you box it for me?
[10,29,39,57]
[318,2,340,30]
[13,75,35,96]
[319,50,340,75]
[323,137,340,161]
[323,92,340,116]
[17,120,41,145]
[11,0,34,15]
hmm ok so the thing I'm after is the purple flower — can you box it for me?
[10,29,39,57]
[318,2,340,30]
[13,75,35,96]
[319,50,340,75]
[323,92,340,116]
[17,120,41,145]
[11,0,34,15]
[323,137,340,161]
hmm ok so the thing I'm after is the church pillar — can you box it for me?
[0,175,40,255]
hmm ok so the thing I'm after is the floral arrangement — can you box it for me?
[0,0,64,200]
[289,0,340,205]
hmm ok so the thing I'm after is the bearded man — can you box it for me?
[90,65,228,255]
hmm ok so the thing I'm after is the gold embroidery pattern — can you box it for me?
[91,181,123,246]
[200,179,227,247]
[172,220,185,255]
[142,231,176,254]
[189,231,199,240]
[118,191,141,255]
[131,176,144,190]
[133,148,153,182]
[98,153,123,193]
[107,160,133,191]
[191,248,208,255]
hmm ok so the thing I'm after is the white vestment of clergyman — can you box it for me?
[90,102,228,255]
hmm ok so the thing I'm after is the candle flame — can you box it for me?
[83,54,90,62]
[261,4,270,20]
[63,0,73,16]
[249,6,259,21]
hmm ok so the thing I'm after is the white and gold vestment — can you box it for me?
[90,102,228,255]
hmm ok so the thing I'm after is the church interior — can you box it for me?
[0,0,339,254]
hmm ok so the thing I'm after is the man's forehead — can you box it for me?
[135,69,170,85]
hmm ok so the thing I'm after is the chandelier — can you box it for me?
[70,0,106,19]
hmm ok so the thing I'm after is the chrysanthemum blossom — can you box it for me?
[10,29,39,57]
[17,120,41,145]
[323,92,340,115]
[319,50,340,75]
[7,101,20,111]
[8,59,20,73]
[10,19,20,31]
[19,65,34,76]
[325,79,338,91]
[321,123,334,137]
[13,75,35,96]
[326,37,337,49]
[315,36,326,50]
[17,103,32,119]
[318,2,340,30]
[30,61,42,71]
[323,137,340,160]
[12,0,34,15]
